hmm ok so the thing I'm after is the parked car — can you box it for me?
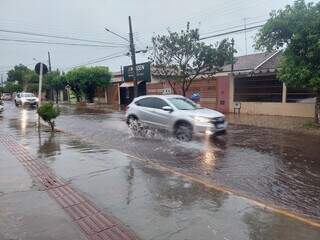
[1,93,12,101]
[14,92,39,107]
[126,95,227,141]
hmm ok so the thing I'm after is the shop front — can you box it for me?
[120,62,150,105]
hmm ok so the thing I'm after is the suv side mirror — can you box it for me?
[162,106,173,112]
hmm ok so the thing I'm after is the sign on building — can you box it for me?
[123,62,151,82]
[162,88,172,95]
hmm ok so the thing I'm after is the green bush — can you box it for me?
[37,102,60,131]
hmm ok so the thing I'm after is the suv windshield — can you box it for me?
[168,98,198,110]
[21,93,34,98]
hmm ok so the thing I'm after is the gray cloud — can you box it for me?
[0,0,305,75]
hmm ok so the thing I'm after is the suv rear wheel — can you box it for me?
[175,123,192,141]
[128,116,145,137]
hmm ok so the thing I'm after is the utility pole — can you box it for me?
[231,38,235,73]
[1,74,3,87]
[48,51,52,72]
[37,62,43,127]
[38,63,43,105]
[128,16,138,98]
[243,18,248,55]
[48,51,54,101]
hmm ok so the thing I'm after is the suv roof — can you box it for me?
[134,95,184,101]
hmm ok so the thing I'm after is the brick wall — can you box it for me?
[146,77,217,110]
[106,83,119,105]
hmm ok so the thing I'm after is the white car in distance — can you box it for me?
[15,92,39,107]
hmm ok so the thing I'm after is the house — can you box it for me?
[107,52,315,117]
[226,52,315,117]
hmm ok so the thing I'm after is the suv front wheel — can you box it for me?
[175,123,192,141]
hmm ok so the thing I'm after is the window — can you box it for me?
[152,98,169,109]
[234,75,283,102]
[136,97,169,109]
[286,87,315,103]
[135,97,154,108]
[21,93,35,98]
[168,98,198,110]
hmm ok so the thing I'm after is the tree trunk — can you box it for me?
[182,80,186,96]
[55,90,59,104]
[166,80,177,94]
[315,89,320,124]
[49,120,55,132]
[182,87,186,96]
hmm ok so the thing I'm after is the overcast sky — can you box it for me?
[0,0,311,77]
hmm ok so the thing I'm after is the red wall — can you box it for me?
[216,76,230,113]
[146,77,218,110]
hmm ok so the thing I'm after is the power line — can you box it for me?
[150,0,269,36]
[0,28,126,46]
[200,19,267,36]
[64,52,128,71]
[0,38,127,48]
[199,24,264,40]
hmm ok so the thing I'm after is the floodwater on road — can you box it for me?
[1,102,320,240]
[1,102,320,222]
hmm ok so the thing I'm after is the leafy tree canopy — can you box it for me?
[255,0,320,122]
[7,64,33,91]
[7,64,31,83]
[37,102,60,131]
[3,81,22,93]
[150,23,235,96]
[66,66,112,102]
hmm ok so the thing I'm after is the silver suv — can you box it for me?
[126,95,227,141]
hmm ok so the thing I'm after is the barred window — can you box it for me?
[234,75,283,102]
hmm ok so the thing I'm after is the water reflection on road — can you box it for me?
[2,102,320,221]
[55,105,319,220]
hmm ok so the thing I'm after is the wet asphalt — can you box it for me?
[1,102,320,240]
[56,104,320,220]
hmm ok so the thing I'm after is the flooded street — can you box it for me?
[1,102,320,238]
[56,104,320,220]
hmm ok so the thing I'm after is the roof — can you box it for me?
[222,51,282,72]
[134,94,184,101]
[113,52,282,80]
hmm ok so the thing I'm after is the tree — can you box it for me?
[66,66,112,103]
[3,81,22,93]
[47,70,66,104]
[7,64,32,91]
[65,70,82,102]
[37,102,60,132]
[26,71,41,93]
[255,0,320,123]
[150,23,235,96]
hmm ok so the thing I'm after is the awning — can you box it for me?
[120,81,143,88]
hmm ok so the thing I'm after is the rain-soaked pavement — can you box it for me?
[1,102,320,239]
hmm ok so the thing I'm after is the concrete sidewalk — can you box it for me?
[0,144,87,240]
